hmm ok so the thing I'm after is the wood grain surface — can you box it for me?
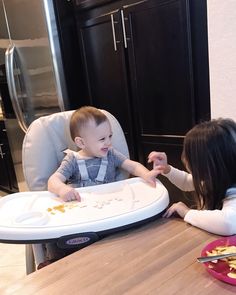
[1,218,236,295]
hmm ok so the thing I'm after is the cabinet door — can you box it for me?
[79,11,136,158]
[5,148,19,192]
[125,0,195,135]
[124,0,195,161]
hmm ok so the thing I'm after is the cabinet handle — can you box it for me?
[123,0,147,9]
[121,10,128,48]
[0,145,5,159]
[5,44,28,133]
[111,14,119,52]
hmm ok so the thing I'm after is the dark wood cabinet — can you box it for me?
[53,0,89,110]
[0,120,18,193]
[0,144,10,190]
[72,0,210,203]
[126,0,195,132]
[122,0,197,164]
[78,5,136,158]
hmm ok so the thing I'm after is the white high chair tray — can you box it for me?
[0,177,169,242]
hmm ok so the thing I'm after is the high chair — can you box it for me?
[22,109,130,274]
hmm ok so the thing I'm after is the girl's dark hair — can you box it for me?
[70,106,108,140]
[182,118,236,210]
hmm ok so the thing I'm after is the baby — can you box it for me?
[48,106,159,201]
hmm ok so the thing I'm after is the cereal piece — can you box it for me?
[207,245,236,271]
[53,204,65,213]
[227,272,236,279]
[78,202,87,208]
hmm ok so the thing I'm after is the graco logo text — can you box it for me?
[66,237,90,245]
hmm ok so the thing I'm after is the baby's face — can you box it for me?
[79,119,113,158]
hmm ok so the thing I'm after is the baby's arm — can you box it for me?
[48,172,81,202]
[121,159,159,187]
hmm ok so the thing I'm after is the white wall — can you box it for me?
[207,1,236,120]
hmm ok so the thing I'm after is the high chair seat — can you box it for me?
[23,110,129,192]
[22,109,130,273]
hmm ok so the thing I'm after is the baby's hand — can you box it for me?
[148,151,170,174]
[162,202,190,219]
[59,186,81,202]
[143,169,161,188]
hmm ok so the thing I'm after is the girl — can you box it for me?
[148,118,236,236]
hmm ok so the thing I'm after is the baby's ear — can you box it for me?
[74,136,84,149]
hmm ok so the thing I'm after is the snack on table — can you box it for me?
[207,245,236,278]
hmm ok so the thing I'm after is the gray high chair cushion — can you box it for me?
[22,109,130,274]
[22,109,130,191]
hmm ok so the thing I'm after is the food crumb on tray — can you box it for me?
[47,202,78,214]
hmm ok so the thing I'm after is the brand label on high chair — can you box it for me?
[66,237,90,245]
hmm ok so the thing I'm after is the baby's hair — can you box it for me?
[70,106,108,140]
[182,118,236,210]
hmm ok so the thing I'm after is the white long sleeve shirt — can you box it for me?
[164,166,236,236]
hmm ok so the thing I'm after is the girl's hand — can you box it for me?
[59,186,81,202]
[147,151,170,174]
[162,202,190,219]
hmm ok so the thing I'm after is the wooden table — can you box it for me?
[1,218,236,294]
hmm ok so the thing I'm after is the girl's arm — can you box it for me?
[148,151,194,191]
[183,201,236,236]
[164,198,236,236]
[164,166,194,192]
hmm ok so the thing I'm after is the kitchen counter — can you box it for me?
[1,217,235,294]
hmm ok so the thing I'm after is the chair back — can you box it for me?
[22,109,130,191]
